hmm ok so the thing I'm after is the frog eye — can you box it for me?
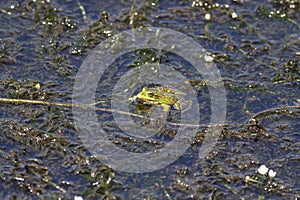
[147,91,154,97]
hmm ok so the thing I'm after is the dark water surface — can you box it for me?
[0,0,299,199]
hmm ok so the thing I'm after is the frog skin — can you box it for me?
[129,86,190,112]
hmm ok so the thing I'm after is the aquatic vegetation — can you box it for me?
[257,164,269,175]
[244,164,280,198]
[0,0,299,199]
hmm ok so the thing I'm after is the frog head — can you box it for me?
[136,87,158,102]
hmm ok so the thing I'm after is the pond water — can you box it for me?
[0,0,299,199]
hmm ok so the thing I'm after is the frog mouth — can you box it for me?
[137,98,160,104]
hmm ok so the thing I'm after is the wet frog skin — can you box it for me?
[129,86,191,113]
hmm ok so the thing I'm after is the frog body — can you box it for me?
[129,86,190,112]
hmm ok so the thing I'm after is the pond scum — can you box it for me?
[0,0,299,199]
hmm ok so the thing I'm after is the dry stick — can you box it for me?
[0,97,148,119]
[0,98,299,128]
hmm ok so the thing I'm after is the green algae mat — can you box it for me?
[0,0,299,199]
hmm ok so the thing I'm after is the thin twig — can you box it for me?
[0,97,148,119]
[0,97,298,128]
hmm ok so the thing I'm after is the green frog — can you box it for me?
[129,86,191,113]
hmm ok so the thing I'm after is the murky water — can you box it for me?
[0,0,299,199]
